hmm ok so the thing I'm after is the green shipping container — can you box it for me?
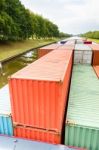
[65,65,99,150]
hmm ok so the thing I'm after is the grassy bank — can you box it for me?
[0,38,59,61]
[88,38,99,43]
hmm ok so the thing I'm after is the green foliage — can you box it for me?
[81,31,99,39]
[59,32,71,38]
[0,0,69,41]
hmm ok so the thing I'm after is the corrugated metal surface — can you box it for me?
[65,125,99,150]
[74,44,92,64]
[38,43,60,58]
[38,49,52,58]
[66,40,75,45]
[89,44,99,50]
[57,44,75,50]
[0,85,13,135]
[89,44,99,65]
[76,40,84,44]
[9,50,73,130]
[93,66,99,78]
[65,65,99,150]
[0,135,86,150]
[14,126,61,144]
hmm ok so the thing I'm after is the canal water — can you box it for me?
[0,50,38,88]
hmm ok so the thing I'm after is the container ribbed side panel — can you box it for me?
[93,51,99,65]
[0,116,13,136]
[93,66,99,78]
[65,125,99,150]
[14,126,61,144]
[74,44,92,64]
[10,80,62,130]
[59,52,73,124]
[38,49,53,58]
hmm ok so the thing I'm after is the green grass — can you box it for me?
[0,38,59,61]
[88,38,99,43]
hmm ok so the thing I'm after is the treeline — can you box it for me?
[0,0,70,41]
[59,32,71,38]
[81,31,99,39]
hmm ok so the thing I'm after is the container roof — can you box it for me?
[57,45,75,50]
[39,43,60,50]
[89,44,99,51]
[0,85,11,115]
[66,65,99,128]
[10,50,73,82]
[75,44,92,51]
[0,135,82,150]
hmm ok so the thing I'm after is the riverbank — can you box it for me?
[0,38,59,62]
[88,38,99,43]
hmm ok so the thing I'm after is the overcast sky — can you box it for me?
[20,0,99,34]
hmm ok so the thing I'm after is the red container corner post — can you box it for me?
[9,49,73,144]
[89,44,99,66]
[38,43,60,58]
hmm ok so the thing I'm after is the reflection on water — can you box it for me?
[0,49,38,88]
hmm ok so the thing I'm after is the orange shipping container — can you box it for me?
[14,125,61,144]
[9,50,73,131]
[38,43,60,58]
[89,44,99,65]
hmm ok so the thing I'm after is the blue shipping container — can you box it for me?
[0,135,86,150]
[0,85,13,135]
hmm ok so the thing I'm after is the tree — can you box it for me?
[0,0,69,41]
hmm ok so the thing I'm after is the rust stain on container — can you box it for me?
[14,125,62,144]
[93,66,99,78]
[89,44,99,65]
[9,50,73,131]
[38,43,60,58]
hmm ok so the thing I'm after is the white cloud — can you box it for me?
[20,0,99,34]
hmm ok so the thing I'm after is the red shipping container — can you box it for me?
[14,125,62,144]
[84,41,92,44]
[38,43,60,58]
[89,44,99,65]
[9,50,73,131]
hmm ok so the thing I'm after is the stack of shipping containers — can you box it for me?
[9,49,73,144]
[1,38,99,149]
[65,42,99,150]
[65,65,99,150]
